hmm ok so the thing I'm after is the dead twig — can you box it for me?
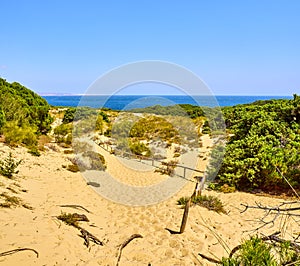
[57,212,103,248]
[198,253,221,264]
[0,248,39,258]
[116,234,143,266]
[79,228,103,247]
[240,201,300,231]
[58,204,91,213]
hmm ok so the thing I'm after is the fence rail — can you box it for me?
[97,142,204,180]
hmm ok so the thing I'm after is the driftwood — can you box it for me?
[0,248,39,258]
[116,234,143,266]
[57,211,103,248]
[87,181,100,188]
[71,213,89,222]
[198,253,222,264]
[59,204,91,213]
[79,228,103,247]
[240,201,300,231]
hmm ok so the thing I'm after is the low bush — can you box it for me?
[2,121,38,147]
[67,164,80,172]
[0,153,22,178]
[54,123,73,144]
[177,194,226,214]
[221,236,300,265]
[82,151,106,171]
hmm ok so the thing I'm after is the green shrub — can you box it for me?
[0,153,22,178]
[28,146,41,156]
[216,95,300,191]
[82,151,106,171]
[177,194,226,214]
[72,140,93,154]
[155,160,177,176]
[129,141,151,157]
[221,236,300,266]
[54,123,73,144]
[67,164,80,172]
[57,212,79,227]
[3,121,38,147]
[0,78,52,134]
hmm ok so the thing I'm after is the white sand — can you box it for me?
[0,141,298,266]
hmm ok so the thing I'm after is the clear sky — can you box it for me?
[0,0,300,96]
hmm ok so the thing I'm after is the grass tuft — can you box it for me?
[177,194,226,214]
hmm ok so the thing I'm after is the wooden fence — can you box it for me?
[98,142,204,180]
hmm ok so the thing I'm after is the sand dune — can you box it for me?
[0,141,297,265]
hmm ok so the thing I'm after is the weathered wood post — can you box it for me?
[180,197,191,234]
[179,175,205,234]
[191,176,204,199]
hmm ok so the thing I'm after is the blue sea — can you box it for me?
[42,95,292,110]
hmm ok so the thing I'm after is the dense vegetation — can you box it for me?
[62,107,109,124]
[129,104,204,118]
[0,78,52,147]
[212,95,300,191]
[220,235,300,265]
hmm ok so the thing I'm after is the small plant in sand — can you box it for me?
[155,160,178,176]
[220,235,300,266]
[66,163,80,173]
[0,192,32,209]
[177,194,226,214]
[57,212,81,227]
[28,146,41,156]
[0,152,22,178]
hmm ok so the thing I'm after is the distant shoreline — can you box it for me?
[42,95,293,109]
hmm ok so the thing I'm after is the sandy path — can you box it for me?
[0,141,298,266]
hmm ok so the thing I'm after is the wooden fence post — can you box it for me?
[180,197,191,234]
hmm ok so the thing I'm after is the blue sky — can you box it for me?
[0,1,300,95]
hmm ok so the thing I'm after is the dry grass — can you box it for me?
[0,192,32,209]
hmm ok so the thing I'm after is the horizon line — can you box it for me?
[39,93,293,97]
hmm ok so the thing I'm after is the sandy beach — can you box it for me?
[0,140,298,266]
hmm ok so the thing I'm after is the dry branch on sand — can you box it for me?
[57,211,103,248]
[0,248,39,258]
[240,201,300,232]
[116,234,143,266]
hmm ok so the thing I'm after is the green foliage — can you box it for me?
[54,123,73,144]
[2,121,38,147]
[216,96,300,191]
[129,115,180,143]
[72,140,93,154]
[129,104,204,118]
[62,107,76,123]
[0,78,52,134]
[0,106,5,129]
[129,141,151,157]
[57,212,79,227]
[155,160,178,176]
[0,153,22,178]
[82,151,106,170]
[67,164,80,172]
[221,236,300,266]
[62,107,109,124]
[95,115,103,132]
[177,194,226,214]
[28,146,41,156]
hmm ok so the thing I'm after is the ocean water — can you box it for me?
[42,95,292,110]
